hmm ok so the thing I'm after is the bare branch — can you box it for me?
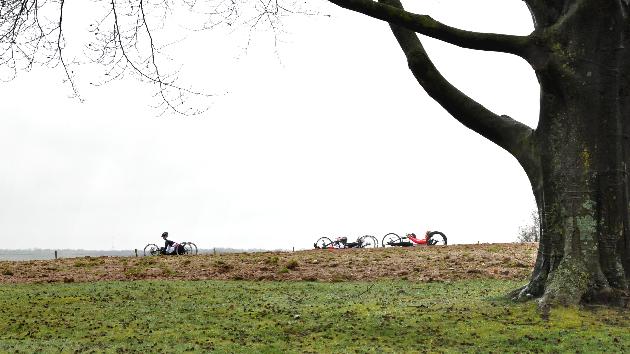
[57,0,82,101]
[0,0,327,114]
[84,0,215,115]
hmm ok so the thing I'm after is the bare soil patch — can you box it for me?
[0,243,537,284]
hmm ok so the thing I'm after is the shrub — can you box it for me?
[517,209,540,243]
[160,265,175,276]
[265,256,279,265]
[278,267,289,274]
[286,259,299,270]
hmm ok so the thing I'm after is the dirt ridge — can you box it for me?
[0,243,537,284]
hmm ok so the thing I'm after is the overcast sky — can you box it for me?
[0,0,538,250]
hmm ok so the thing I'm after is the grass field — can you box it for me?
[1,279,628,352]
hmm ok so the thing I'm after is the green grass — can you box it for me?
[0,279,628,352]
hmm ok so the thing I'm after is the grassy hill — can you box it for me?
[0,243,537,283]
[0,243,628,352]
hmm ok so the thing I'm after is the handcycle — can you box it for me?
[381,231,447,247]
[143,241,198,256]
[313,235,379,249]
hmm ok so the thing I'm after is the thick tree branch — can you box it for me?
[327,0,531,58]
[378,0,536,168]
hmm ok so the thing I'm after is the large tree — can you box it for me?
[329,0,630,307]
[2,0,629,306]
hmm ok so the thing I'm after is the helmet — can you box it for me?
[161,232,168,238]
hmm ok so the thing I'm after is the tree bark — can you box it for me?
[512,0,630,306]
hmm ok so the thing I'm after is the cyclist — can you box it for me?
[161,232,184,255]
[406,233,425,245]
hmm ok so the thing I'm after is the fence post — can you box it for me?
[135,249,138,257]
[292,247,295,252]
[54,250,58,260]
[213,248,216,256]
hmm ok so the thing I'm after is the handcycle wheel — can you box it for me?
[359,235,379,248]
[427,231,447,246]
[314,237,333,249]
[381,233,401,247]
[143,243,160,256]
[187,242,198,254]
[182,242,198,255]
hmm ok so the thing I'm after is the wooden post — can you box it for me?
[213,247,216,256]
[135,249,138,257]
[54,250,58,260]
[292,247,295,252]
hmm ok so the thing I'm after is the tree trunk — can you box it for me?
[328,0,630,306]
[514,1,630,306]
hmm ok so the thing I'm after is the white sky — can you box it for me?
[0,0,538,250]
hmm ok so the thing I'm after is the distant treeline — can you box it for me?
[0,248,271,261]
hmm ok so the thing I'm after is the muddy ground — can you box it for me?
[0,243,538,284]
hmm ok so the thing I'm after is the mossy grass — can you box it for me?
[0,279,627,352]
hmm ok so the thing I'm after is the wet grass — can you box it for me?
[0,279,628,352]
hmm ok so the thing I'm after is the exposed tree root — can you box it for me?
[538,256,590,307]
[583,288,630,308]
[511,255,630,310]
